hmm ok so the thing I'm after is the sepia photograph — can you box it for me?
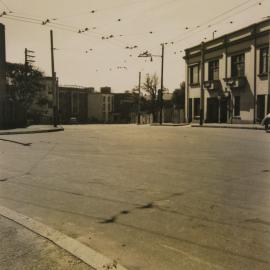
[0,0,270,269]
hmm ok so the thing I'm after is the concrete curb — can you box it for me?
[150,123,190,127]
[0,205,128,270]
[191,124,264,130]
[0,126,64,135]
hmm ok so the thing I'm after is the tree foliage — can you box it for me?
[172,81,185,110]
[6,63,45,112]
[142,73,159,102]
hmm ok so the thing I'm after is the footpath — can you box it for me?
[0,125,64,135]
[191,123,265,130]
[0,214,93,270]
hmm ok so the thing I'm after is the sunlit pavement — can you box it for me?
[0,124,270,270]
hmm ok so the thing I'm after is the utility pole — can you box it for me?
[50,30,58,127]
[200,42,205,126]
[24,48,35,68]
[137,71,141,125]
[160,43,164,125]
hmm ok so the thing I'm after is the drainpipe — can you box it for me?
[253,25,257,124]
[200,42,205,126]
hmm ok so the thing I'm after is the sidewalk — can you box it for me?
[0,125,64,135]
[0,215,93,270]
[191,123,265,130]
[150,123,190,127]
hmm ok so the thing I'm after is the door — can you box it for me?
[207,98,218,123]
[220,98,228,123]
[188,98,192,123]
[257,95,265,122]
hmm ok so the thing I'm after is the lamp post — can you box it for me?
[138,43,165,125]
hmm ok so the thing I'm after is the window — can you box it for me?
[194,98,200,117]
[190,65,199,85]
[231,54,245,77]
[234,96,240,116]
[260,47,269,74]
[208,60,219,81]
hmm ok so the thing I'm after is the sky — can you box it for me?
[0,0,269,92]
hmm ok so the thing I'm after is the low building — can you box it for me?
[113,92,137,123]
[184,18,270,124]
[59,85,94,123]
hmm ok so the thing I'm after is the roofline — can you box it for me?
[185,17,270,53]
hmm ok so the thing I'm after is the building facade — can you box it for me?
[88,91,114,123]
[185,19,270,124]
[59,86,94,123]
[0,23,6,128]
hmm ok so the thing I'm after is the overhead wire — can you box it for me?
[168,0,264,45]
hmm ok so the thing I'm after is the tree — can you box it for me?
[141,73,160,121]
[172,81,185,110]
[6,63,47,123]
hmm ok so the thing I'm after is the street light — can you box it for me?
[138,43,165,125]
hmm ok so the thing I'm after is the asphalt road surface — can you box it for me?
[0,125,270,270]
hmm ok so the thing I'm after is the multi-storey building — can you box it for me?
[88,89,114,123]
[185,18,270,124]
[59,85,94,123]
[0,23,6,128]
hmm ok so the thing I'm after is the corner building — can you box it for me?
[184,19,270,124]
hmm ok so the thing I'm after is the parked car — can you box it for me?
[261,113,270,131]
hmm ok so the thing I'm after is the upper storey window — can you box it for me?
[231,54,245,77]
[208,60,219,81]
[260,47,269,75]
[190,65,199,85]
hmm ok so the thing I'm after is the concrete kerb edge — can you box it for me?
[191,125,265,130]
[0,205,128,270]
[0,126,64,135]
[150,123,191,127]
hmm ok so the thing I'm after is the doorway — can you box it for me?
[257,95,265,122]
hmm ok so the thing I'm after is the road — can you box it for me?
[0,125,270,270]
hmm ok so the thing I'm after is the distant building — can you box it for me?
[113,92,137,123]
[59,86,94,123]
[100,86,111,94]
[184,18,270,124]
[88,92,114,123]
[0,23,6,128]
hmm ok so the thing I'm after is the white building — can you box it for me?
[88,92,114,123]
[184,18,270,124]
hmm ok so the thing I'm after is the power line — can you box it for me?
[169,0,264,45]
